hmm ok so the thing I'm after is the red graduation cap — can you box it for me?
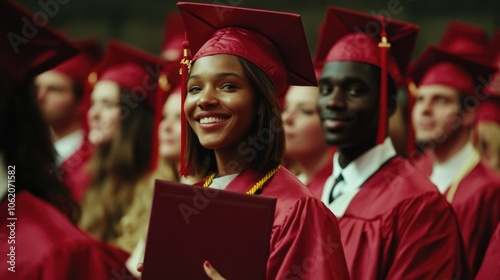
[161,13,185,62]
[177,2,316,176]
[0,0,78,85]
[410,46,497,97]
[478,29,500,106]
[477,97,500,125]
[478,35,500,125]
[52,38,102,85]
[314,6,419,144]
[438,21,491,65]
[90,40,168,110]
[178,1,317,96]
[476,49,500,124]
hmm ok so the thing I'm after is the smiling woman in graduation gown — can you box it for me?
[175,2,350,279]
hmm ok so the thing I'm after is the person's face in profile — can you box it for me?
[412,84,462,144]
[184,54,256,151]
[317,61,379,148]
[35,70,79,126]
[87,80,121,146]
[282,85,328,159]
[158,91,182,161]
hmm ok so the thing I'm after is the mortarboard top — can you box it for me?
[314,6,419,85]
[52,39,102,85]
[314,6,419,144]
[177,1,317,97]
[438,21,491,65]
[90,39,168,110]
[161,13,185,62]
[0,0,78,85]
[410,46,497,96]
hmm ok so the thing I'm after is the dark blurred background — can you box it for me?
[17,0,500,60]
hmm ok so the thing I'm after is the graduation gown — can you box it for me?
[0,191,132,280]
[475,223,500,280]
[205,167,350,280]
[327,157,466,279]
[60,141,92,202]
[415,152,500,276]
[307,160,333,199]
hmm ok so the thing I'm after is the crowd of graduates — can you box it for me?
[1,0,500,279]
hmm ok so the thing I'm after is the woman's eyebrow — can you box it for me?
[188,72,244,81]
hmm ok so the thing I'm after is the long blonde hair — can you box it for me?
[79,88,153,243]
[114,157,179,252]
[476,121,500,172]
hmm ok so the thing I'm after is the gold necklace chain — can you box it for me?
[203,166,281,195]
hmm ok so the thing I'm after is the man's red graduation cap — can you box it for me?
[314,6,420,144]
[438,21,491,65]
[410,46,497,97]
[52,39,102,86]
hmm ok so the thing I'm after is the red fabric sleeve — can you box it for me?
[267,197,349,280]
[387,192,467,279]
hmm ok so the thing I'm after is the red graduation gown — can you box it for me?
[0,191,132,280]
[415,152,500,276]
[307,160,333,199]
[475,223,500,280]
[207,167,350,280]
[328,157,465,279]
[60,140,92,202]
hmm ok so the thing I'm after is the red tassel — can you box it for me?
[377,16,390,145]
[179,34,191,177]
[406,80,417,157]
[150,71,169,171]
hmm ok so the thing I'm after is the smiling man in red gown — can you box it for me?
[313,7,467,279]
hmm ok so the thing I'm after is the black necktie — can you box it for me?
[328,173,344,204]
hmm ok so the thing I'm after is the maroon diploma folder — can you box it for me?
[142,179,277,280]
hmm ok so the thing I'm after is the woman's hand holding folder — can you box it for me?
[136,261,226,279]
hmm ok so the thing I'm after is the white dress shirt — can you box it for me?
[321,137,397,217]
[210,173,239,190]
[54,130,83,164]
[430,142,476,194]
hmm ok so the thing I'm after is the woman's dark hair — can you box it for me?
[0,77,80,223]
[79,87,153,243]
[185,56,285,178]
